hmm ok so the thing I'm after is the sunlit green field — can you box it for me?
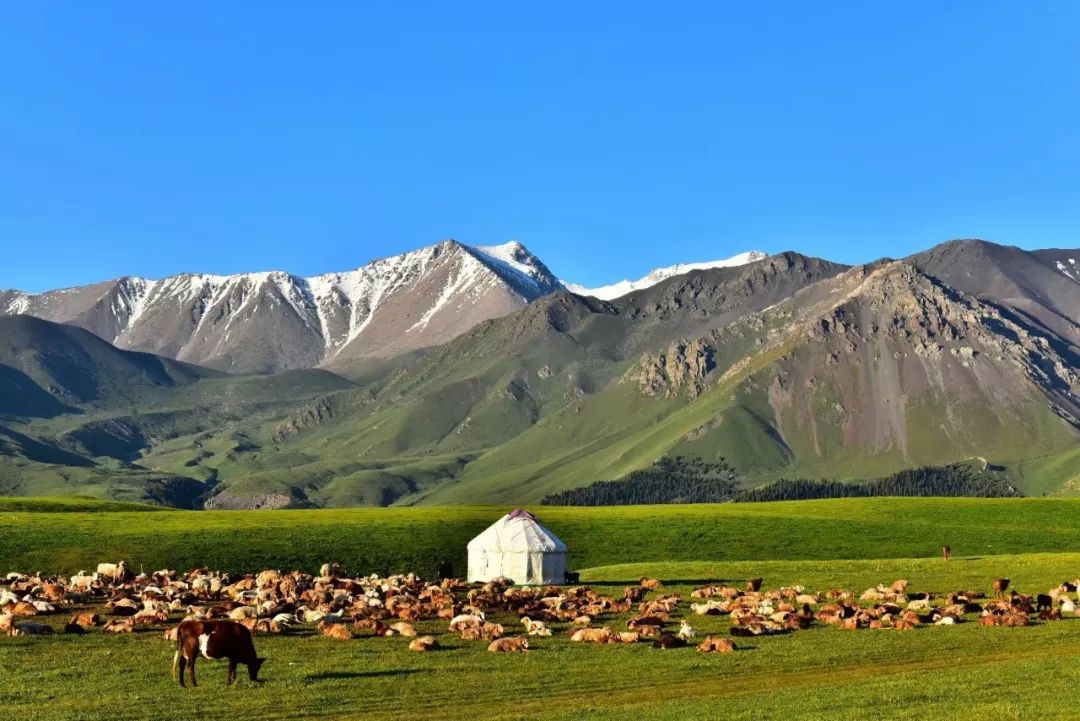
[5,498,1080,720]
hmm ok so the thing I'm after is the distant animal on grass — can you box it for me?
[652,632,687,649]
[487,636,529,653]
[697,635,736,653]
[564,571,581,584]
[992,578,1011,598]
[942,545,951,561]
[12,621,54,636]
[746,578,763,593]
[103,619,134,634]
[174,620,264,687]
[96,561,127,582]
[409,636,439,652]
[677,619,695,640]
[640,577,662,591]
[320,622,354,641]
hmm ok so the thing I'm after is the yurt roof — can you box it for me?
[467,509,568,553]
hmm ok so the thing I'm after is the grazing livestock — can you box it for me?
[103,619,134,634]
[992,578,1011,598]
[487,636,529,653]
[174,620,265,687]
[639,577,662,591]
[746,578,763,593]
[96,561,127,582]
[409,636,439,652]
[390,622,418,637]
[677,619,695,641]
[521,617,553,637]
[697,635,736,653]
[320,622,354,640]
[564,571,581,584]
[570,627,612,644]
[942,545,951,561]
[652,632,687,649]
[12,621,54,636]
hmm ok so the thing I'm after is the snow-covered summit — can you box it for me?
[1,239,561,373]
[563,251,768,300]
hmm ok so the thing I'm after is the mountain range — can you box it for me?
[1,238,1078,508]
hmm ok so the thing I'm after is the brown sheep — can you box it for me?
[697,635,736,653]
[320,622,353,640]
[746,578,763,593]
[69,612,101,628]
[569,627,613,643]
[390,622,418,637]
[409,635,439,652]
[103,618,134,634]
[487,636,529,653]
[639,577,662,591]
[992,578,1011,598]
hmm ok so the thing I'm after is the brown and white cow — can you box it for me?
[174,620,265,687]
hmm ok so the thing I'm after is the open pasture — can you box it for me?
[5,498,1080,720]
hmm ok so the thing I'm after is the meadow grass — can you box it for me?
[4,553,1080,720]
[5,498,1080,719]
[5,496,1080,575]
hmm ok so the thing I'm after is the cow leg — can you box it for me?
[227,660,237,685]
[176,653,187,687]
[189,656,198,687]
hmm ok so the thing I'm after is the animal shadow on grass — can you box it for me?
[304,669,429,682]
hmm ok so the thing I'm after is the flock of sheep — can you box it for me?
[3,559,1076,675]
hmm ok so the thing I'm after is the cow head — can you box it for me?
[249,657,266,682]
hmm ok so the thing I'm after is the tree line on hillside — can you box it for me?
[540,457,742,506]
[541,459,1021,506]
[732,465,1021,502]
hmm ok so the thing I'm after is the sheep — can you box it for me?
[448,614,485,632]
[569,627,612,644]
[390,622,417,637]
[103,619,134,634]
[95,561,127,582]
[992,578,1011,598]
[520,617,552,637]
[652,632,687,649]
[487,636,529,653]
[677,619,695,641]
[697,635,736,653]
[409,635,439,652]
[13,621,54,636]
[319,622,354,640]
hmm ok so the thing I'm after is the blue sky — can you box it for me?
[2,1,1078,292]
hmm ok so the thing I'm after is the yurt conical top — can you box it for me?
[467,509,567,585]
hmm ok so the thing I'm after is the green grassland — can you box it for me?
[5,498,1080,719]
[6,496,1080,575]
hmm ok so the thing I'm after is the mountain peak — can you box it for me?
[563,250,769,300]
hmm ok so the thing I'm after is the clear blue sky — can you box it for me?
[2,2,1078,292]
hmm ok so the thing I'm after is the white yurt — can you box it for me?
[467,509,568,585]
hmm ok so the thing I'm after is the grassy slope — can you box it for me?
[5,497,1080,575]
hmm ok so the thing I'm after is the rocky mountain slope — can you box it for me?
[0,240,560,374]
[2,238,1079,508]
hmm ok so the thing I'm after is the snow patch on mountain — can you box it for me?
[564,251,769,300]
[1055,258,1078,282]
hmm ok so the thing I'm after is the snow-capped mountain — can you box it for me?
[0,240,561,374]
[563,251,768,300]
